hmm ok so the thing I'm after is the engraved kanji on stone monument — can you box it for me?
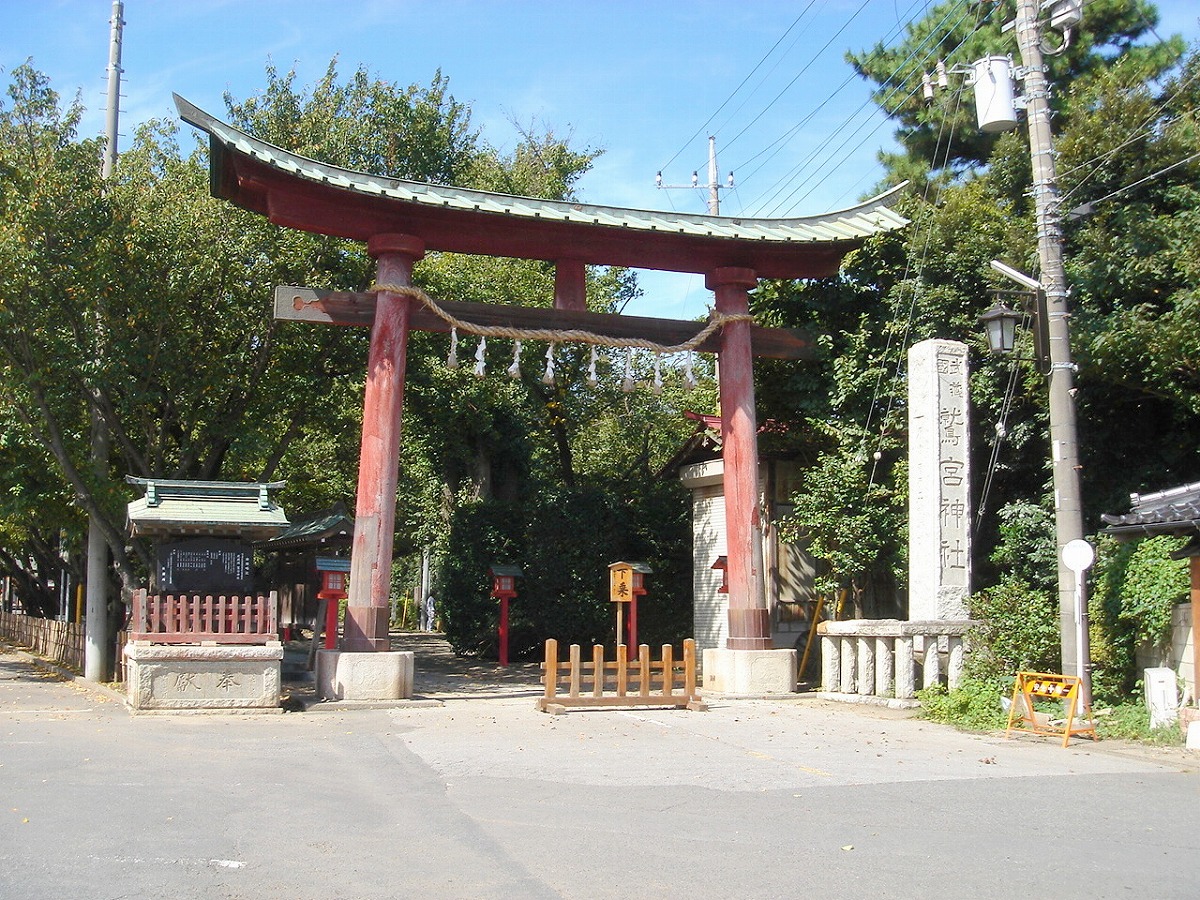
[908,339,971,620]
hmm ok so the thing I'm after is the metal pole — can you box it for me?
[1014,0,1088,678]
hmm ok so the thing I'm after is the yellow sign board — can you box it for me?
[1005,671,1097,748]
[609,566,633,603]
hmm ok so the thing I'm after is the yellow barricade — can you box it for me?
[1005,671,1097,748]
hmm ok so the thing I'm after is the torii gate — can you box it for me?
[176,97,906,676]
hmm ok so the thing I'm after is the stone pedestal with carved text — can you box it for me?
[908,339,971,620]
[124,643,283,712]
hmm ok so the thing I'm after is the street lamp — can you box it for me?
[982,260,1051,375]
[980,301,1019,355]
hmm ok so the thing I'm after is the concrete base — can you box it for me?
[703,647,797,695]
[124,642,283,712]
[316,650,413,701]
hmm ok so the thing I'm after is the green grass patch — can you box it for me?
[1094,701,1184,745]
[919,680,1186,747]
[917,678,1009,731]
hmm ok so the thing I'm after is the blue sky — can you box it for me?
[4,1,1198,317]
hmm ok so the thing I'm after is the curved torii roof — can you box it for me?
[175,95,907,280]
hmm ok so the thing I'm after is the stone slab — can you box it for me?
[124,642,283,711]
[818,618,977,637]
[703,647,797,695]
[316,650,414,700]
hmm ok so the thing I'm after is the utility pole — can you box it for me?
[101,0,124,178]
[1012,0,1090,696]
[656,136,734,215]
[85,0,123,682]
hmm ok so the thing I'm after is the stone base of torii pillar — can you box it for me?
[316,650,414,701]
[701,648,798,696]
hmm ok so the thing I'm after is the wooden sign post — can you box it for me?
[609,562,651,649]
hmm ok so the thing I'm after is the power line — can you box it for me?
[747,2,980,216]
[657,3,818,175]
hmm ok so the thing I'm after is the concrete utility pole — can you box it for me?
[85,0,123,682]
[100,1,124,178]
[656,136,734,215]
[1013,0,1089,689]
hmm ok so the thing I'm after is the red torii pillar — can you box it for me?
[709,267,771,650]
[343,234,425,652]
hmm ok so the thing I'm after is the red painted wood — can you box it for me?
[708,267,772,650]
[629,595,638,654]
[554,259,587,310]
[343,234,426,652]
[324,598,339,650]
[499,596,510,667]
[129,593,279,644]
[214,151,851,280]
[275,287,816,360]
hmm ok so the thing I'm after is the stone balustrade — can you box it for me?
[816,619,976,706]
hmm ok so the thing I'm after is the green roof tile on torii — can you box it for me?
[175,95,908,281]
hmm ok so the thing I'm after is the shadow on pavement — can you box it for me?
[282,630,544,708]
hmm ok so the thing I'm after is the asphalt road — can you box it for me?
[2,642,1198,900]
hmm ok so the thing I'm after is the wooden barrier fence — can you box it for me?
[130,590,279,644]
[0,611,127,680]
[538,638,706,714]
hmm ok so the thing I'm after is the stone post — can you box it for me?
[908,339,971,620]
[822,635,839,693]
[875,636,894,697]
[896,637,916,699]
[857,636,874,696]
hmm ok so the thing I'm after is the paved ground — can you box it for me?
[2,635,1199,899]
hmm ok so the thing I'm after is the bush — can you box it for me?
[1095,701,1184,746]
[966,576,1060,681]
[918,677,1009,731]
[1090,534,1190,701]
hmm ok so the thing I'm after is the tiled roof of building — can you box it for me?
[1100,480,1200,537]
[260,503,353,550]
[126,477,289,540]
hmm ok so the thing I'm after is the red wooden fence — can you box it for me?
[130,590,278,644]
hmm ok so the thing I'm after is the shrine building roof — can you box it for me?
[175,95,908,280]
[1101,480,1200,540]
[126,477,289,540]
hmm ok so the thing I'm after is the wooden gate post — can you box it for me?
[343,234,426,652]
[709,266,771,650]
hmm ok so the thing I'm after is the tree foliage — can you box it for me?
[768,10,1199,703]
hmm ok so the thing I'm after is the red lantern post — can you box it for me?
[489,565,522,666]
[315,556,351,650]
[711,556,729,594]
